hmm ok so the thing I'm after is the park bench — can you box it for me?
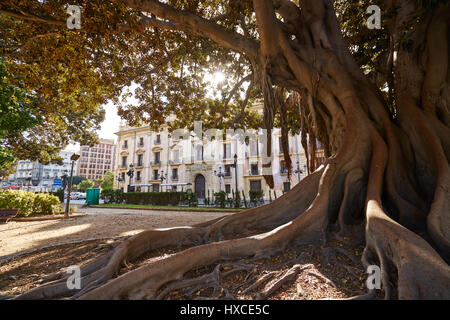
[0,209,19,223]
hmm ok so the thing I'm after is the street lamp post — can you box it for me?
[65,154,80,218]
[293,160,303,182]
[213,165,225,191]
[26,172,32,191]
[116,174,124,190]
[127,163,135,192]
[159,170,167,191]
[230,154,239,207]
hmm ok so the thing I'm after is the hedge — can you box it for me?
[101,189,124,204]
[122,192,186,206]
[0,190,62,217]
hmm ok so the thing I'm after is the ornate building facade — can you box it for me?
[114,106,311,201]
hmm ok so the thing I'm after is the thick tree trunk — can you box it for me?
[14,0,450,300]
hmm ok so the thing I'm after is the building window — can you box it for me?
[121,172,125,181]
[280,160,289,174]
[123,140,128,148]
[172,150,179,163]
[196,145,203,161]
[172,168,178,180]
[154,152,160,164]
[155,134,161,144]
[137,154,143,166]
[223,143,231,159]
[251,163,259,175]
[224,164,232,177]
[136,171,141,181]
[250,140,259,156]
[283,182,291,192]
[121,156,127,168]
[279,137,289,154]
[225,184,231,194]
[139,137,144,146]
[153,169,159,180]
[250,180,262,191]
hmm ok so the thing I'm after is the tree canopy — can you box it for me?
[2,0,449,300]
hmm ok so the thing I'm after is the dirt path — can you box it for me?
[0,207,231,259]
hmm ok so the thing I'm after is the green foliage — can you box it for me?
[123,192,186,206]
[71,176,86,186]
[0,190,61,216]
[241,190,248,208]
[182,191,198,207]
[249,190,264,207]
[77,179,95,191]
[214,191,227,208]
[101,189,124,204]
[100,171,114,190]
[51,189,65,202]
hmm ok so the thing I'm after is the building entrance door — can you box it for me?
[195,174,206,199]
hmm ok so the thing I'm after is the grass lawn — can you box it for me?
[92,204,245,211]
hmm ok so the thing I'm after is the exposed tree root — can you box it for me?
[254,264,314,299]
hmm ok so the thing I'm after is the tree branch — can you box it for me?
[0,9,66,26]
[125,0,259,59]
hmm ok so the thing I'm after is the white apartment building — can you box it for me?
[114,105,310,201]
[6,150,78,191]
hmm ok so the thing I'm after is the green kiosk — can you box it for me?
[86,188,100,205]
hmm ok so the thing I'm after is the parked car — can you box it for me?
[77,192,86,200]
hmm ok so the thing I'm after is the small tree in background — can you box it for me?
[100,171,114,190]
[77,180,95,192]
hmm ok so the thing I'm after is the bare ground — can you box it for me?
[0,208,368,299]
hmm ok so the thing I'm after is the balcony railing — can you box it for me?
[280,168,289,175]
[119,164,127,169]
[151,160,161,165]
[248,169,260,176]
[154,139,161,144]
[122,144,128,149]
[172,175,179,180]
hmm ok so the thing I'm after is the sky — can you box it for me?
[65,101,121,152]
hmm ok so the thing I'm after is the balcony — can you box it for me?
[248,169,260,176]
[171,175,179,180]
[119,164,127,169]
[122,144,128,149]
[169,159,181,165]
[154,139,161,145]
[280,168,289,175]
[150,161,161,166]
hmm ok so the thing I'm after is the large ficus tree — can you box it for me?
[1,0,449,299]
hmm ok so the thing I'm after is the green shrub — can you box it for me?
[214,191,227,208]
[249,190,264,207]
[0,190,62,216]
[123,192,186,206]
[101,189,124,204]
[182,191,198,207]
